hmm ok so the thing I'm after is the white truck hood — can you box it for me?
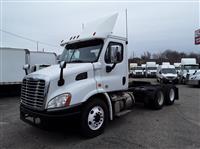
[29,63,94,80]
[162,73,177,78]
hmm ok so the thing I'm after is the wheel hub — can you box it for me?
[88,106,104,130]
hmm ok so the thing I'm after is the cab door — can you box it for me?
[100,39,128,92]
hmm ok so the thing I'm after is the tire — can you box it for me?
[160,79,164,84]
[151,89,165,110]
[181,77,186,84]
[165,86,176,105]
[80,98,108,138]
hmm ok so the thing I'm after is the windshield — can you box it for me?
[162,68,176,74]
[60,39,103,63]
[184,65,199,70]
[147,67,157,70]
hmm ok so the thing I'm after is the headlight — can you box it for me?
[47,93,71,109]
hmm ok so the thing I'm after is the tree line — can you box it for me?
[130,50,200,65]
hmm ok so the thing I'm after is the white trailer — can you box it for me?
[20,13,179,138]
[0,48,57,85]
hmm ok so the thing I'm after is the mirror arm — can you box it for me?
[58,61,66,86]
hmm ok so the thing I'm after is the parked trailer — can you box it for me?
[20,13,179,138]
[0,48,57,85]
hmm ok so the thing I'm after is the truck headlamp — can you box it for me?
[47,93,71,109]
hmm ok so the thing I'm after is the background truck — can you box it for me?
[0,47,57,85]
[156,64,178,84]
[179,58,199,84]
[129,63,137,77]
[186,70,200,87]
[145,62,157,77]
[174,62,181,74]
[20,13,179,138]
[133,65,144,77]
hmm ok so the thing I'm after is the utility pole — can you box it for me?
[125,8,128,44]
[82,23,84,31]
[37,41,39,52]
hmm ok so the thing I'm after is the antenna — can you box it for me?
[82,23,84,30]
[125,8,128,44]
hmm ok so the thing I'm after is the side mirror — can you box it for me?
[193,70,197,75]
[60,61,66,69]
[58,61,66,86]
[23,64,30,75]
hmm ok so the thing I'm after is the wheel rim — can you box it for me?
[169,89,175,102]
[157,91,164,105]
[88,106,104,131]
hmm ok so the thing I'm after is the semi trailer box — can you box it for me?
[0,48,57,85]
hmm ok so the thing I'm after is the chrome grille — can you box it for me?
[21,78,45,110]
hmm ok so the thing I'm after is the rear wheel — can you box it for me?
[165,86,176,105]
[151,89,164,110]
[80,98,108,138]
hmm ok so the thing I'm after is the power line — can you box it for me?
[0,29,60,48]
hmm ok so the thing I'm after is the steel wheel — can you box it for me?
[88,106,104,131]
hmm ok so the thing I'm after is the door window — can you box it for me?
[105,42,123,64]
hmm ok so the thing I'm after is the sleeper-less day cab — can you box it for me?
[20,13,179,138]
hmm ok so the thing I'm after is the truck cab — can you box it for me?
[179,58,199,84]
[156,65,178,84]
[145,62,157,78]
[20,13,179,138]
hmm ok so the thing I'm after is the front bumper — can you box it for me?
[20,104,82,126]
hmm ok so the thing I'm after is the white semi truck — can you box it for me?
[0,48,57,85]
[156,64,178,84]
[179,58,199,84]
[129,63,137,77]
[133,66,144,77]
[20,14,179,138]
[145,62,157,78]
[174,63,181,74]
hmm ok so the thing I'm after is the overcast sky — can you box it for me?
[0,0,199,57]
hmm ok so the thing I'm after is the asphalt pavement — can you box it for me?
[0,79,200,149]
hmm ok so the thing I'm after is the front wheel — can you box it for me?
[80,98,108,138]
